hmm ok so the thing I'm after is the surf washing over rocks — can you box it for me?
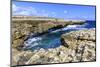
[23,21,95,51]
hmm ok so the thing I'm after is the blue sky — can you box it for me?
[12,1,96,20]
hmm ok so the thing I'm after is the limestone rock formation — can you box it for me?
[61,28,96,62]
[12,29,96,66]
[12,16,95,66]
[12,16,84,50]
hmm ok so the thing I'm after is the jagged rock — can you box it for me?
[11,16,95,66]
[12,50,34,66]
[12,29,96,66]
[12,16,84,51]
[25,53,40,64]
[12,39,24,49]
[12,48,20,66]
[12,22,64,50]
[61,28,95,41]
[61,29,96,62]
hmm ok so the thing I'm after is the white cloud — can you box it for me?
[12,4,38,16]
[12,3,54,17]
[16,11,30,15]
[51,12,56,17]
[12,4,18,12]
[64,10,67,14]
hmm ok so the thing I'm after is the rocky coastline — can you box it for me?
[12,28,96,66]
[12,16,84,50]
[11,16,95,66]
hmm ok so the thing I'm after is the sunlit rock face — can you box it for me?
[12,16,84,50]
[12,29,96,66]
[61,29,96,62]
[12,16,95,66]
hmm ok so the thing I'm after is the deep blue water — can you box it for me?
[23,21,96,51]
[83,21,96,28]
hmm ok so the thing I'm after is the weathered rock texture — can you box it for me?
[12,16,84,50]
[61,28,96,62]
[12,28,96,66]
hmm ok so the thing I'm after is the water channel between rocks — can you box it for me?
[23,21,96,51]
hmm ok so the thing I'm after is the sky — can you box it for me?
[12,1,96,20]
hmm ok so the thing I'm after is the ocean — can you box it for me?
[23,21,96,51]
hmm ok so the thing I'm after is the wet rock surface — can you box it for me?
[12,29,96,66]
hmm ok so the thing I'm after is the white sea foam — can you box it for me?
[67,25,80,28]
[51,29,61,33]
[24,37,42,47]
[51,25,85,33]
[62,25,87,30]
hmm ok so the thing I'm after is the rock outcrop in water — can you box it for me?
[12,28,96,66]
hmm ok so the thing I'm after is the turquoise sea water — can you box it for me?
[23,21,96,51]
